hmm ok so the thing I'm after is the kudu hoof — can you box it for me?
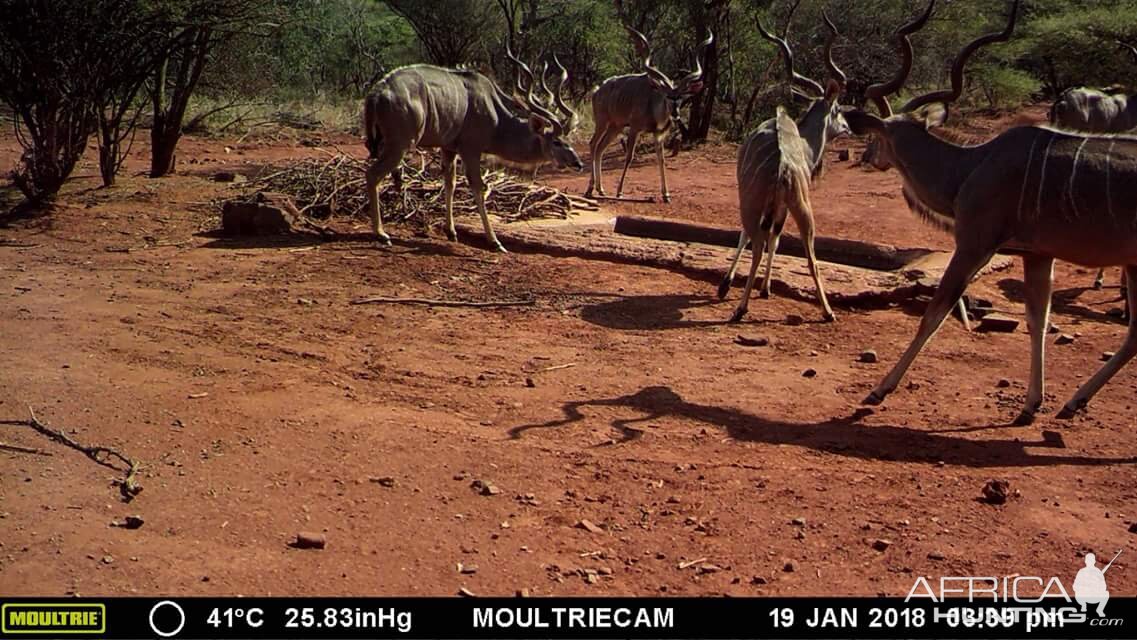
[822,311,837,323]
[493,244,509,254]
[446,230,458,242]
[1012,410,1037,426]
[862,390,885,406]
[728,308,747,324]
[716,278,732,300]
[662,194,671,204]
[759,289,771,300]
[1056,400,1087,420]
[376,234,392,247]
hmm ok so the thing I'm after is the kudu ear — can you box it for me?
[684,80,705,95]
[824,78,842,105]
[528,114,550,134]
[843,109,885,136]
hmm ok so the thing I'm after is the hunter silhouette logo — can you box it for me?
[1073,550,1122,617]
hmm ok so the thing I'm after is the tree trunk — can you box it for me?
[149,122,179,178]
[148,27,211,178]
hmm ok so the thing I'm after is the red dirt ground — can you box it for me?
[2,109,1135,598]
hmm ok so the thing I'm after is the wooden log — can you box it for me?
[612,214,925,272]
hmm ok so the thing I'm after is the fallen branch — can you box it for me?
[23,406,142,501]
[591,194,656,204]
[0,442,53,456]
[678,557,709,570]
[535,362,577,373]
[350,296,536,308]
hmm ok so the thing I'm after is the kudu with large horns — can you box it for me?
[718,9,849,323]
[846,0,1137,424]
[363,53,582,252]
[584,26,714,203]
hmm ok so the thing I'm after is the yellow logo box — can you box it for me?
[2,603,106,635]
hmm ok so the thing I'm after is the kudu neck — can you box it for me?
[796,103,832,174]
[888,124,979,218]
[490,114,546,166]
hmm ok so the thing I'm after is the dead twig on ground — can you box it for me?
[0,442,53,456]
[237,153,593,225]
[20,406,142,501]
[349,296,536,308]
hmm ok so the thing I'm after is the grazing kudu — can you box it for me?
[585,27,714,203]
[848,0,1137,424]
[718,13,849,323]
[506,49,579,182]
[363,59,582,253]
[1049,42,1137,299]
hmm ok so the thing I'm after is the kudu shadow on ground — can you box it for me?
[576,293,837,331]
[998,278,1127,326]
[507,385,1137,468]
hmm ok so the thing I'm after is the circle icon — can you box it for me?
[149,600,186,638]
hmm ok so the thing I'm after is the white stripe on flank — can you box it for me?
[1067,138,1089,218]
[740,142,779,188]
[1016,135,1040,222]
[1106,140,1116,221]
[1036,134,1056,222]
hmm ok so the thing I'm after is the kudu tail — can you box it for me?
[363,95,383,159]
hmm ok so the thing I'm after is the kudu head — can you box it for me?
[505,45,584,171]
[625,25,714,111]
[757,8,849,142]
[847,0,1019,171]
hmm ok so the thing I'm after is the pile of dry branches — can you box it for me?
[241,151,597,225]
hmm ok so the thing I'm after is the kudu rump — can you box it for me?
[718,9,849,323]
[363,56,582,253]
[585,26,713,203]
[1049,41,1137,299]
[847,0,1137,423]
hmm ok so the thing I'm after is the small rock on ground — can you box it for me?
[981,479,1012,505]
[291,532,326,549]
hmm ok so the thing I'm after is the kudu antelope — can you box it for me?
[718,12,849,323]
[1049,42,1137,299]
[363,57,582,252]
[847,0,1137,424]
[585,27,714,202]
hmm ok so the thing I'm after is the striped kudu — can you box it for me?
[718,11,849,323]
[861,0,971,330]
[584,26,713,203]
[1049,41,1137,298]
[848,0,1137,424]
[363,58,582,253]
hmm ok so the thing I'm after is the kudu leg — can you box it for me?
[1059,264,1137,418]
[1017,254,1055,425]
[655,134,670,203]
[759,226,780,300]
[365,147,407,245]
[729,234,768,324]
[616,131,639,198]
[461,153,506,253]
[789,193,836,322]
[586,126,619,197]
[864,247,997,405]
[441,150,458,241]
[717,231,749,300]
[1093,268,1106,290]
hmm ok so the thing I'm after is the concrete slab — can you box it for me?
[454,219,1015,307]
